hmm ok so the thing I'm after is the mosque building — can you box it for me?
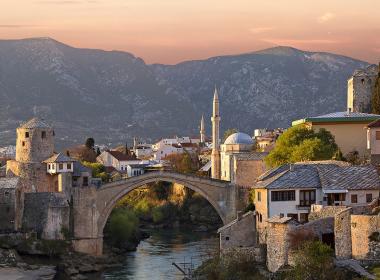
[209,88,267,187]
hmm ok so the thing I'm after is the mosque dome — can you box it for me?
[224,132,254,145]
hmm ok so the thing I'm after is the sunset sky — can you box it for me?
[1,0,379,64]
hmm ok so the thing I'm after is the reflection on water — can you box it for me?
[103,228,219,280]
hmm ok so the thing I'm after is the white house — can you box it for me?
[253,161,380,225]
[97,150,144,172]
[44,153,74,174]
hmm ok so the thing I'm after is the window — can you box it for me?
[22,141,25,147]
[271,190,295,201]
[41,131,46,139]
[299,190,316,206]
[257,191,261,202]
[259,214,262,223]
[300,213,309,223]
[351,194,358,204]
[376,131,380,140]
[59,163,64,170]
[366,193,373,203]
[83,177,88,186]
[225,236,230,241]
[287,213,298,221]
[25,132,29,138]
[67,163,72,169]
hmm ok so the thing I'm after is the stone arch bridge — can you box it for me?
[71,171,244,255]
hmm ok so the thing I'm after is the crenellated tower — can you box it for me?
[211,87,221,179]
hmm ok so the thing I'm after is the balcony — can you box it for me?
[296,205,311,210]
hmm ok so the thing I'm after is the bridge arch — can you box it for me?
[72,171,237,255]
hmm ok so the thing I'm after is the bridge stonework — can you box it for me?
[71,171,241,255]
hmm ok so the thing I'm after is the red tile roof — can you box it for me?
[107,150,137,161]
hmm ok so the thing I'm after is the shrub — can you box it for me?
[369,231,380,242]
[288,240,334,280]
[107,208,139,246]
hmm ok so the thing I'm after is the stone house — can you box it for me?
[97,150,142,171]
[253,161,380,243]
[217,211,256,251]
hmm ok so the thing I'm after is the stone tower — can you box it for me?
[347,64,379,113]
[7,117,55,193]
[15,118,54,163]
[200,115,206,143]
[211,87,221,179]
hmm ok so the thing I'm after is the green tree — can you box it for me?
[289,240,335,280]
[85,137,95,150]
[107,208,139,246]
[372,64,380,114]
[82,161,109,182]
[222,128,238,143]
[265,125,338,167]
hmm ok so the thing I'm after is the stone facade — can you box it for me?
[22,193,69,240]
[347,64,379,113]
[266,217,296,272]
[351,215,380,259]
[218,211,256,251]
[334,208,353,259]
[0,178,20,232]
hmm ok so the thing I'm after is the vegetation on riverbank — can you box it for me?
[193,250,266,280]
[103,181,223,251]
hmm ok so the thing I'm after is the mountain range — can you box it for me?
[0,38,369,149]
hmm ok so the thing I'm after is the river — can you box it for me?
[102,228,219,280]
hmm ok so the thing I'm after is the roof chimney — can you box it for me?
[289,164,294,171]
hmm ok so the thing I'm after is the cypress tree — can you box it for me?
[371,63,380,114]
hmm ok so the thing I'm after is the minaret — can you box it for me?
[211,87,221,179]
[200,115,205,143]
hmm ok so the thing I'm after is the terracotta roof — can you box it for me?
[180,143,198,148]
[107,150,137,161]
[19,118,51,129]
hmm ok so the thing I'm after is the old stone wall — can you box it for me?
[266,221,295,272]
[6,160,55,193]
[22,193,69,240]
[15,127,54,164]
[309,205,349,221]
[296,217,334,238]
[218,211,256,251]
[0,187,16,232]
[335,208,353,259]
[351,215,380,259]
[234,160,266,188]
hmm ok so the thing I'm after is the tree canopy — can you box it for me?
[372,65,380,114]
[85,137,95,150]
[265,125,339,167]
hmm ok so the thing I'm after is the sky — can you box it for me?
[0,0,379,64]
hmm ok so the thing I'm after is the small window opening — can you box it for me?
[41,131,46,139]
[225,236,230,241]
[25,132,29,138]
[22,141,25,147]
